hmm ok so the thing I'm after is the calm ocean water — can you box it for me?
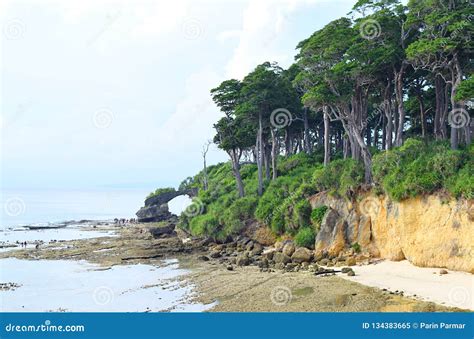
[0,189,150,228]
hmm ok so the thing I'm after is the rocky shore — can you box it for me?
[1,220,467,312]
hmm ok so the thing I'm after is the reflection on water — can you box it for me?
[0,258,213,312]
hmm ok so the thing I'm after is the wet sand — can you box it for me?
[179,257,463,312]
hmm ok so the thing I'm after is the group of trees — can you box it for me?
[211,0,473,197]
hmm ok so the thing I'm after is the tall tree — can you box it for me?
[406,0,473,149]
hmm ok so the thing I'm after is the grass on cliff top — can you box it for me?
[169,139,473,243]
[146,187,176,200]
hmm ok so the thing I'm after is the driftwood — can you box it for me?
[314,270,341,276]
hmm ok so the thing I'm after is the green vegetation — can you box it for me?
[373,139,472,200]
[294,228,316,248]
[149,0,473,246]
[311,206,328,230]
[146,187,175,200]
[351,242,361,254]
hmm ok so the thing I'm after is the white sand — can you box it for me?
[341,260,474,310]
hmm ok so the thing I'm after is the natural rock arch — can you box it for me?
[136,188,198,222]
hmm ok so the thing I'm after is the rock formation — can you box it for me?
[309,191,474,273]
[136,188,198,222]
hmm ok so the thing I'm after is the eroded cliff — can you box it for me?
[310,192,474,273]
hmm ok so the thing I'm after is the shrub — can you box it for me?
[270,209,285,235]
[447,162,474,199]
[313,159,364,197]
[220,196,258,235]
[146,187,175,200]
[294,227,316,248]
[188,213,220,237]
[311,206,328,228]
[292,199,312,231]
[373,139,468,200]
[351,242,361,253]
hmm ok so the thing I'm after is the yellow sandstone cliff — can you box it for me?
[309,192,474,273]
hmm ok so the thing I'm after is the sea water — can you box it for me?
[0,258,213,312]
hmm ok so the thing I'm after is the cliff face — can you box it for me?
[309,192,474,273]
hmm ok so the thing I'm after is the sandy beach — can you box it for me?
[340,260,474,311]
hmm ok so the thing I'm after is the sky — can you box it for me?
[1,0,356,192]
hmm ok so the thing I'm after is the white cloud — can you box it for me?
[225,0,298,78]
[156,67,222,152]
[216,30,242,43]
[224,0,343,79]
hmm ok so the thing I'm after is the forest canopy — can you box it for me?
[176,0,473,242]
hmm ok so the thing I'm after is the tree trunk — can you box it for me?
[270,128,278,180]
[394,64,407,147]
[450,55,463,150]
[383,80,393,150]
[382,113,386,150]
[203,156,208,190]
[323,106,331,166]
[434,75,443,140]
[257,112,264,196]
[343,135,350,159]
[303,108,311,154]
[417,92,427,140]
[351,125,373,184]
[229,150,244,198]
[264,142,271,180]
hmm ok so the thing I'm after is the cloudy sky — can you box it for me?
[1,0,355,191]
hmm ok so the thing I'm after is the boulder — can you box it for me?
[148,223,175,237]
[250,243,263,256]
[291,247,313,263]
[346,257,356,266]
[263,248,276,260]
[273,252,291,265]
[136,204,173,223]
[319,258,329,266]
[282,242,296,257]
[236,255,250,266]
[274,241,285,252]
[209,251,222,259]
